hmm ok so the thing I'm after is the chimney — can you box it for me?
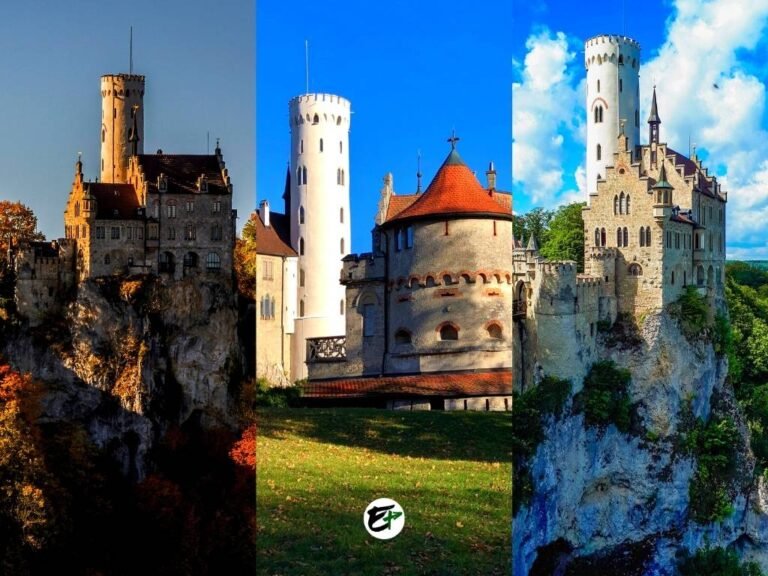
[260,199,270,227]
[486,161,497,191]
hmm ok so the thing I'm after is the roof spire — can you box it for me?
[416,149,423,193]
[129,104,140,156]
[648,85,661,124]
[447,129,460,150]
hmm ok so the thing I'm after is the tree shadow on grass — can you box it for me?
[256,408,513,463]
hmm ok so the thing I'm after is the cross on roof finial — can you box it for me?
[447,129,460,149]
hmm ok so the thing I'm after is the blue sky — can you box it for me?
[257,0,514,252]
[0,1,254,239]
[511,0,768,260]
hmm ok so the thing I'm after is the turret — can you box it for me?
[288,93,352,380]
[101,74,145,183]
[585,35,641,196]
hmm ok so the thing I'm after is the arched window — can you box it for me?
[671,270,675,285]
[302,166,308,185]
[619,192,625,214]
[645,227,651,246]
[601,228,606,247]
[340,207,344,223]
[595,228,600,246]
[102,129,106,143]
[597,79,600,93]
[319,138,324,152]
[300,206,305,224]
[594,107,599,123]
[297,166,302,184]
[614,195,619,215]
[597,144,602,161]
[617,227,622,246]
[300,140,304,154]
[626,195,631,214]
[395,329,412,345]
[599,107,603,122]
[623,227,628,247]
[206,252,221,270]
[300,268,305,287]
[312,114,319,124]
[299,237,305,255]
[487,323,503,340]
[639,227,645,247]
[442,274,453,285]
[628,263,642,276]
[618,54,624,65]
[183,252,198,268]
[439,323,459,341]
[336,116,342,126]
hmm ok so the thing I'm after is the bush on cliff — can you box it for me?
[669,285,710,341]
[580,360,632,433]
[678,545,763,576]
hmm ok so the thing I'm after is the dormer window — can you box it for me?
[158,173,168,192]
[198,174,208,193]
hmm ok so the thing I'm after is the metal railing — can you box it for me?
[307,336,347,363]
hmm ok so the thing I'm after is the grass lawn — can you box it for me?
[256,407,512,576]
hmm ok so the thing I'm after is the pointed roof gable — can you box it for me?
[385,148,512,225]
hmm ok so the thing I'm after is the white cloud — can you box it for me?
[512,30,582,205]
[637,0,768,256]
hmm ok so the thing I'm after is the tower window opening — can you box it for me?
[639,226,645,247]
[487,323,503,340]
[405,226,414,248]
[645,227,651,246]
[299,237,305,255]
[313,114,319,124]
[628,263,642,276]
[601,228,606,247]
[339,141,343,153]
[320,138,324,152]
[597,79,600,93]
[340,207,344,223]
[300,300,305,316]
[597,144,602,161]
[302,166,308,185]
[300,268,305,287]
[340,237,345,254]
[617,227,622,247]
[300,140,304,154]
[626,194,631,214]
[395,329,412,345]
[300,205,305,224]
[619,78,623,92]
[614,195,619,215]
[623,227,628,247]
[439,323,459,341]
[595,228,600,246]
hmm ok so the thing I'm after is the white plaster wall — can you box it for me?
[101,74,145,184]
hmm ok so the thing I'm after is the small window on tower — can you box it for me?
[340,207,344,223]
[299,237,305,255]
[300,269,305,287]
[320,138,324,152]
[339,141,343,153]
[597,144,602,161]
[619,78,623,92]
[300,206,305,224]
[597,79,600,93]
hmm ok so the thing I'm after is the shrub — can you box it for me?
[670,286,709,341]
[254,378,301,408]
[685,417,739,523]
[678,545,763,576]
[581,360,632,433]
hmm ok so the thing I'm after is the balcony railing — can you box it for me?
[307,336,347,363]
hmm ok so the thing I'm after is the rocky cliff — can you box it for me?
[514,310,768,575]
[2,275,244,480]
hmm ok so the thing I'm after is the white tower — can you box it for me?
[101,74,145,184]
[288,93,352,380]
[585,35,640,196]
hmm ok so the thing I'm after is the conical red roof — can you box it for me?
[386,148,512,224]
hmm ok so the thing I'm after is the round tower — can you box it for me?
[288,93,351,380]
[100,74,145,184]
[585,35,640,196]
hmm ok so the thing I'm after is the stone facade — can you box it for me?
[14,240,76,325]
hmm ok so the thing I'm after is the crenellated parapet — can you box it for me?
[341,252,385,284]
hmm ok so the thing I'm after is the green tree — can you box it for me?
[539,202,585,271]
[513,207,551,248]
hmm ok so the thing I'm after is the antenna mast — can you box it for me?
[305,40,309,94]
[129,26,133,74]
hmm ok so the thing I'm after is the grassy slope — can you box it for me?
[256,408,512,576]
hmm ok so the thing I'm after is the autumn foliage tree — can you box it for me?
[234,212,258,298]
[0,201,45,259]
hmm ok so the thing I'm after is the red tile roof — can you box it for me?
[386,194,419,220]
[255,210,297,257]
[385,149,513,225]
[302,369,512,398]
[138,154,229,195]
[671,213,696,225]
[87,183,142,220]
[666,148,725,201]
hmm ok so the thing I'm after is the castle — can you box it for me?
[13,72,237,324]
[259,34,726,407]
